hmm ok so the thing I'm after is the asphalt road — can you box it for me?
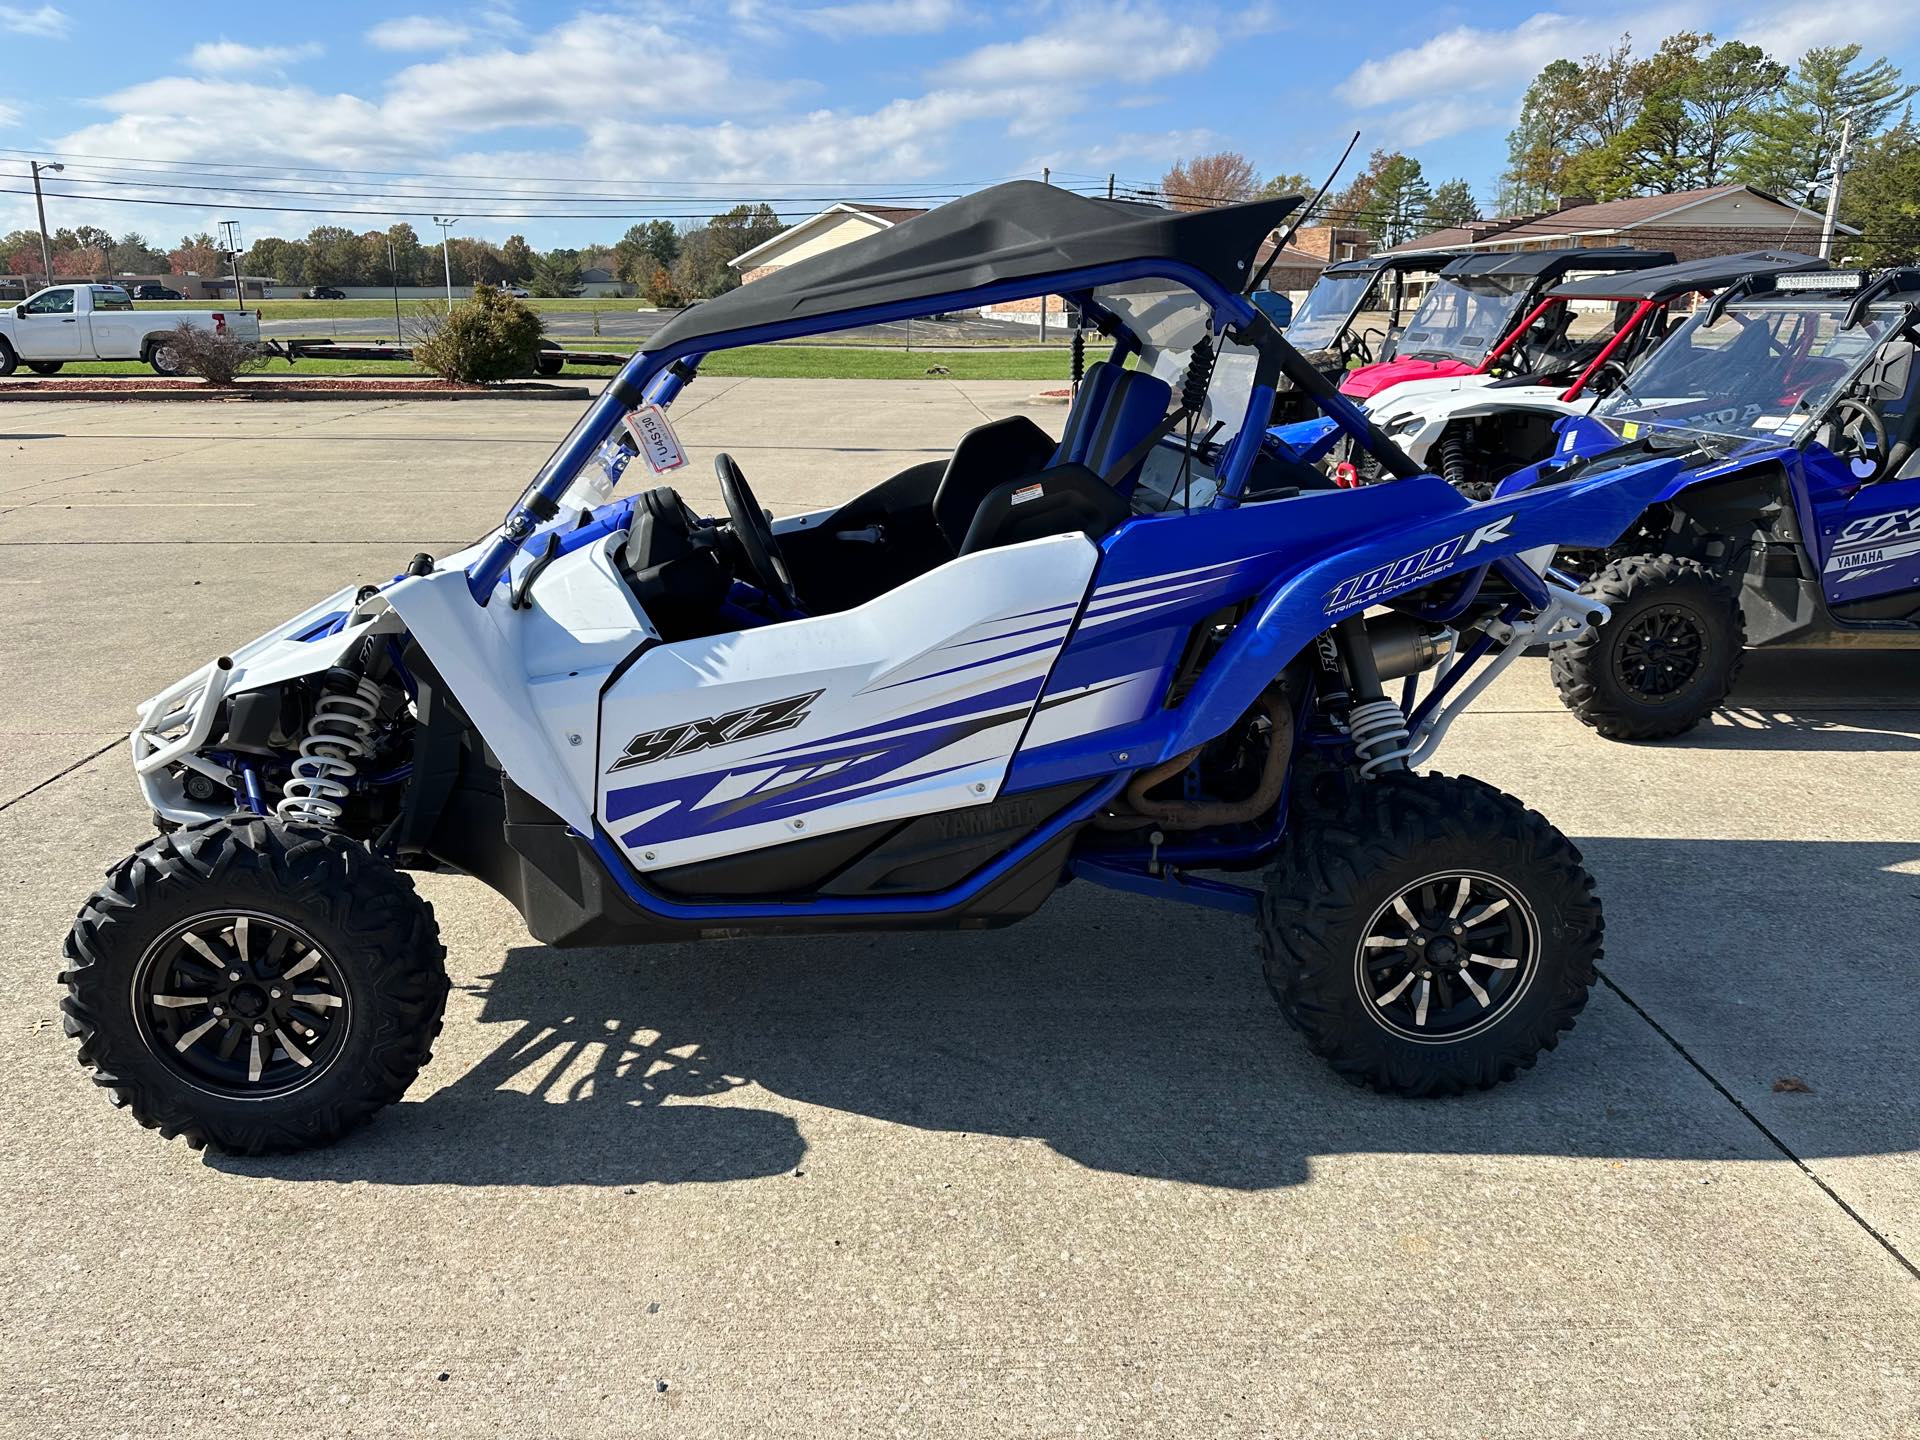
[257,308,1059,346]
[1,384,1916,1436]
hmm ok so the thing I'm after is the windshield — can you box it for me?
[1285,271,1374,350]
[1393,275,1531,363]
[1594,298,1901,446]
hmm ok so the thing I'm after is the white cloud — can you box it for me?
[0,100,20,127]
[1733,0,1920,62]
[0,4,66,38]
[186,40,322,74]
[365,15,473,51]
[796,0,968,35]
[938,3,1219,87]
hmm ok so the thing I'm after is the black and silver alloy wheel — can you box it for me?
[1356,871,1537,1042]
[63,817,448,1154]
[1612,604,1704,700]
[134,912,349,1096]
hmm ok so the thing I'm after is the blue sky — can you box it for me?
[1,0,1915,251]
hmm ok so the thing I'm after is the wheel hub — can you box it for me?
[1355,872,1539,1041]
[1615,604,1705,700]
[133,913,348,1096]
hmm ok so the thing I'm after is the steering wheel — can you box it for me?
[714,453,802,611]
[1831,398,1888,479]
[1590,358,1631,396]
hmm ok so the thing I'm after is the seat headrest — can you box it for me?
[1055,361,1174,492]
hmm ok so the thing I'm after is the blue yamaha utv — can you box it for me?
[65,183,1682,1154]
[1511,266,1920,739]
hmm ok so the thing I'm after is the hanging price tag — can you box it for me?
[623,404,688,474]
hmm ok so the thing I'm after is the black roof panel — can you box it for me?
[646,181,1301,355]
[1322,249,1464,279]
[1550,250,1828,300]
[1436,246,1674,282]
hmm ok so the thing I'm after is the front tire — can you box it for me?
[1550,553,1743,741]
[1260,773,1601,1096]
[61,818,449,1154]
[0,339,17,376]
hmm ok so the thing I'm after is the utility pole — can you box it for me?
[1107,173,1115,200]
[219,219,246,314]
[433,216,459,312]
[1819,113,1855,261]
[387,237,403,345]
[29,160,64,291]
[1040,167,1050,344]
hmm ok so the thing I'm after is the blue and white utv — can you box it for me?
[63,183,1683,1154]
[1512,266,1920,739]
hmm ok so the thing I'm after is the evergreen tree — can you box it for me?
[1843,107,1920,265]
[1427,178,1480,228]
[528,250,583,298]
[1736,45,1916,199]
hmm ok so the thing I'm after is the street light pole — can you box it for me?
[219,219,246,315]
[29,160,64,291]
[433,217,459,313]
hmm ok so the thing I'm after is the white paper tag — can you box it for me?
[624,404,687,474]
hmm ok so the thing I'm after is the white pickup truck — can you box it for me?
[0,283,262,376]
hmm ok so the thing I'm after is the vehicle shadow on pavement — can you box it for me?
[1660,649,1920,751]
[220,836,1920,1190]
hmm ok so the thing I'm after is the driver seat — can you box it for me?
[931,361,1175,555]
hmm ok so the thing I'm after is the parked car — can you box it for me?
[305,286,346,300]
[131,283,184,301]
[499,284,529,298]
[0,284,262,376]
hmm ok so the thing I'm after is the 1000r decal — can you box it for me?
[1324,516,1512,612]
[608,690,822,772]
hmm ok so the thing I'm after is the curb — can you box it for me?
[0,383,592,402]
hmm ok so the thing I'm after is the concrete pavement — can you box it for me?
[1,385,1916,1436]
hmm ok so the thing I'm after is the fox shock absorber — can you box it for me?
[276,667,384,827]
[1334,617,1413,778]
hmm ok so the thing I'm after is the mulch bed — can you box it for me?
[0,378,590,401]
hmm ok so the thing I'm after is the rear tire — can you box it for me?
[1259,772,1601,1096]
[25,360,61,375]
[147,339,182,376]
[1551,553,1743,741]
[61,818,449,1154]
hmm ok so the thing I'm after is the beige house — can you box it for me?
[730,202,930,284]
[1382,185,1850,262]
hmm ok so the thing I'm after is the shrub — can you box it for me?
[163,320,265,385]
[643,264,683,308]
[411,285,545,385]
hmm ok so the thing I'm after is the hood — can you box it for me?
[1340,356,1478,400]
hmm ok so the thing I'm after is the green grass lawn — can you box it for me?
[37,346,1073,383]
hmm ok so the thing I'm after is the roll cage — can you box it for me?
[469,255,1426,603]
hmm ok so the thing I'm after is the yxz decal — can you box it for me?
[608,690,822,772]
[1826,504,1920,574]
[1324,516,1512,613]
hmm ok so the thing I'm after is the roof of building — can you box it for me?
[653,181,1299,354]
[728,200,934,271]
[1384,185,1849,256]
[1549,249,1828,301]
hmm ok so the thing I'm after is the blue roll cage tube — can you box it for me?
[464,257,1431,603]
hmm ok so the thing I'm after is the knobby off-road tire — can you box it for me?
[1550,553,1744,741]
[61,817,448,1154]
[1259,773,1602,1096]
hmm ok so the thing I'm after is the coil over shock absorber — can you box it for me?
[1334,616,1413,778]
[276,666,384,827]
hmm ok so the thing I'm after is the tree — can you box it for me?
[243,237,308,285]
[1737,45,1917,199]
[669,226,732,298]
[1427,178,1480,228]
[72,225,114,256]
[500,234,535,282]
[447,235,507,285]
[1259,172,1313,200]
[642,263,682,307]
[169,232,225,277]
[1503,40,1641,208]
[528,250,582,297]
[1160,151,1258,210]
[613,220,682,284]
[1690,41,1789,185]
[1367,155,1432,246]
[1843,107,1920,265]
[302,225,363,285]
[108,231,169,274]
